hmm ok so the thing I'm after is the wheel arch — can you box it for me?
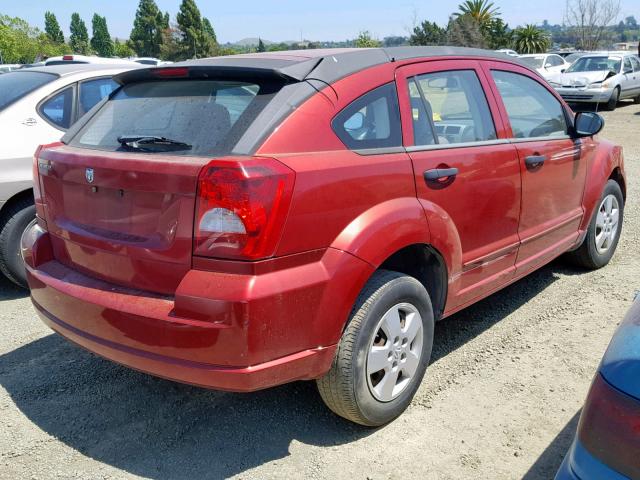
[580,142,626,232]
[0,188,34,224]
[378,244,448,320]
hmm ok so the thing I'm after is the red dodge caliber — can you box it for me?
[23,47,626,426]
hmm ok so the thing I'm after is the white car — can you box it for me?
[0,64,22,74]
[0,64,138,286]
[45,55,139,66]
[519,53,570,79]
[495,49,518,57]
[131,57,173,66]
[548,53,640,111]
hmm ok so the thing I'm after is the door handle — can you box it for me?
[525,155,546,167]
[424,167,459,182]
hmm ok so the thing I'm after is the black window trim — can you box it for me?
[331,81,403,154]
[36,83,77,132]
[489,68,575,143]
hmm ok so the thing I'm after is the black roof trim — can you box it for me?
[113,47,534,87]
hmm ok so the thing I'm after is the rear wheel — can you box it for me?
[0,196,35,288]
[566,180,623,269]
[316,270,434,426]
[605,87,620,111]
[634,94,640,104]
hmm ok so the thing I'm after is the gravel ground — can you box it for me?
[1,102,638,480]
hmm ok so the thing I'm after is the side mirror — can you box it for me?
[574,111,604,137]
[560,68,566,73]
[344,112,365,131]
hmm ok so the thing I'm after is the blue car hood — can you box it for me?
[600,298,640,402]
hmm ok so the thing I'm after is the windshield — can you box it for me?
[521,57,544,68]
[567,57,621,73]
[70,79,282,156]
[0,71,57,111]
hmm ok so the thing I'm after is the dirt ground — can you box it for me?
[1,102,638,480]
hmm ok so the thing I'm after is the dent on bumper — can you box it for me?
[555,439,628,480]
[23,225,374,392]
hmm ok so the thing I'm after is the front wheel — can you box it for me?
[566,180,624,269]
[316,270,434,426]
[605,87,620,111]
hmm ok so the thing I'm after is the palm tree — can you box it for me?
[456,0,500,26]
[513,24,550,53]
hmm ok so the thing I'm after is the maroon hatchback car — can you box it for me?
[23,47,625,426]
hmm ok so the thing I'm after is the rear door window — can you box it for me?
[332,83,402,150]
[39,86,75,129]
[70,79,282,156]
[0,71,57,111]
[78,77,119,117]
[491,70,567,139]
[410,70,496,146]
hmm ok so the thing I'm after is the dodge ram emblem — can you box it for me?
[85,168,94,184]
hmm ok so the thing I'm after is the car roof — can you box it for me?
[15,64,140,77]
[117,47,533,86]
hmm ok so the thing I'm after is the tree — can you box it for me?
[513,24,550,53]
[44,11,64,44]
[113,38,134,58]
[625,15,637,29]
[0,15,69,63]
[485,17,512,49]
[129,0,163,57]
[202,17,217,44]
[355,30,381,48]
[446,14,487,48]
[176,0,214,59]
[409,21,446,46]
[90,14,114,57]
[383,36,407,47]
[69,13,90,54]
[565,0,620,50]
[257,38,266,52]
[159,25,184,61]
[456,0,500,28]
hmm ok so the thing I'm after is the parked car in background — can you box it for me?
[519,53,571,79]
[131,57,173,66]
[564,52,590,65]
[495,48,518,57]
[44,55,139,66]
[0,63,138,287]
[556,295,640,480]
[0,64,22,74]
[23,47,625,426]
[548,53,640,110]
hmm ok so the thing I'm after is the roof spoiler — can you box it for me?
[114,57,325,85]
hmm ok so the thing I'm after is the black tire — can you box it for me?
[566,180,624,270]
[316,270,434,426]
[634,95,640,105]
[0,196,35,288]
[605,87,620,111]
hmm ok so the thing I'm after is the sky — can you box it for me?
[2,0,639,43]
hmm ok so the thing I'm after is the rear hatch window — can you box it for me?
[69,79,281,156]
[0,71,57,111]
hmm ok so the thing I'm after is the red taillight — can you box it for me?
[152,67,189,78]
[578,374,640,479]
[194,157,295,260]
[32,145,44,204]
[62,55,73,61]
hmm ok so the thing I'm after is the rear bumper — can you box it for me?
[23,224,373,392]
[555,439,628,480]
